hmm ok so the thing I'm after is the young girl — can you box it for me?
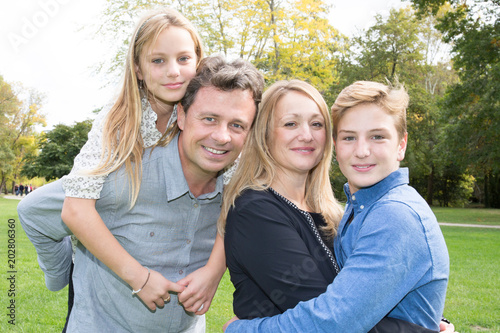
[60,8,212,312]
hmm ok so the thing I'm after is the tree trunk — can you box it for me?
[484,173,490,208]
[426,166,435,205]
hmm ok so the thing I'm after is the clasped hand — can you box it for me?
[135,265,221,315]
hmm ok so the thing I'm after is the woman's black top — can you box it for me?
[224,188,338,319]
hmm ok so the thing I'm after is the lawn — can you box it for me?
[1,197,499,332]
[433,207,500,226]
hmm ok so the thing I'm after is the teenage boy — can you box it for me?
[224,81,450,333]
[18,56,264,332]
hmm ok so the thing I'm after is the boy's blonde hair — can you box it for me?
[331,81,409,140]
[218,80,343,237]
[90,8,204,207]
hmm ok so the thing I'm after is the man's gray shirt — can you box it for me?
[18,134,223,332]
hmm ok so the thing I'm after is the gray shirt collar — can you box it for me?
[164,133,224,202]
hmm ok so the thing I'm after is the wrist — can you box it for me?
[132,267,150,294]
[206,259,227,280]
[122,263,149,290]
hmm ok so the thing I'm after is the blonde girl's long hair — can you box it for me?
[218,80,344,237]
[89,8,204,207]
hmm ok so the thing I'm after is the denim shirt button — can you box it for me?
[179,270,183,274]
[149,232,154,237]
[352,195,356,201]
[360,205,364,209]
[193,203,199,208]
[186,239,191,244]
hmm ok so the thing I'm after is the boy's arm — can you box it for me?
[177,233,227,314]
[17,180,73,291]
[61,197,185,311]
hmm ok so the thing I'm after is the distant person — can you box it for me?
[14,184,19,196]
[224,81,450,333]
[19,184,24,196]
[18,55,264,332]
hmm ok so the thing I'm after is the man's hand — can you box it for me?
[177,264,224,314]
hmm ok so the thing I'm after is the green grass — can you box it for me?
[440,227,500,332]
[432,207,500,226]
[1,197,499,332]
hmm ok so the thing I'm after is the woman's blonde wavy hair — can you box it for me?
[89,8,204,207]
[218,80,344,237]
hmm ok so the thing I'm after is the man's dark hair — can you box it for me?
[181,56,264,113]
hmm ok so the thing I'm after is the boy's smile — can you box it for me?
[334,103,407,194]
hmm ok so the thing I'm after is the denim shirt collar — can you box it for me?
[343,168,410,213]
[163,133,224,202]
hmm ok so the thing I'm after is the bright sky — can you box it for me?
[0,0,405,130]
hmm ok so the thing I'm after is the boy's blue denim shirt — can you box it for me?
[226,168,449,333]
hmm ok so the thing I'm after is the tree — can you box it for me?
[0,76,20,193]
[0,78,46,194]
[94,0,341,94]
[411,0,500,207]
[21,120,93,181]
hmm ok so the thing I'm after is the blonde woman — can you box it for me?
[219,80,343,317]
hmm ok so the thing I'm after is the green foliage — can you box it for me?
[21,120,93,181]
[408,1,500,207]
[0,78,46,194]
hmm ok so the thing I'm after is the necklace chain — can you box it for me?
[269,188,340,274]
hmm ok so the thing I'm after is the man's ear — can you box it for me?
[177,103,186,131]
[397,132,408,162]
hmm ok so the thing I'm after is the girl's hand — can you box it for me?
[177,264,224,314]
[135,267,185,311]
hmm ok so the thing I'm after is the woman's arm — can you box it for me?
[177,233,227,314]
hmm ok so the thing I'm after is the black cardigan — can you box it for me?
[224,188,337,319]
